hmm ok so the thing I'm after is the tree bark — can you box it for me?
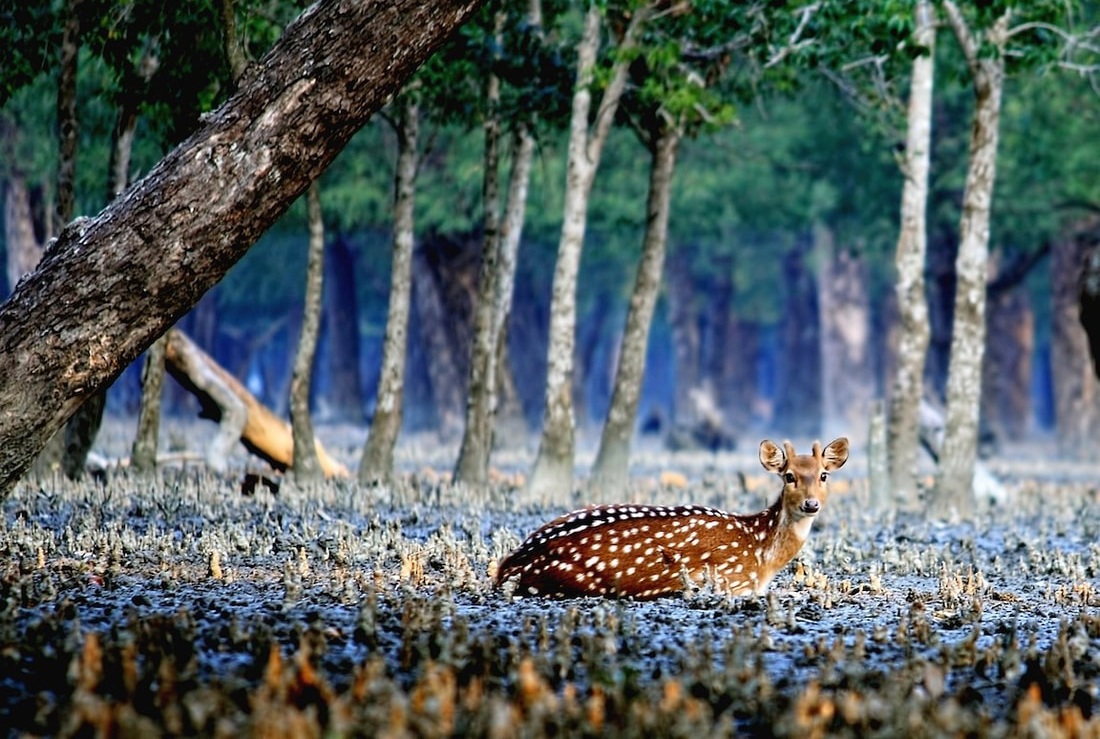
[361,96,419,484]
[290,182,325,482]
[54,0,82,233]
[775,234,822,437]
[323,235,366,422]
[130,334,167,473]
[817,229,873,444]
[0,0,486,497]
[981,278,1032,442]
[527,2,650,501]
[455,14,505,487]
[4,175,45,294]
[36,0,85,478]
[1053,230,1100,457]
[591,123,680,493]
[933,4,1008,516]
[887,0,936,503]
[455,5,539,484]
[666,250,700,426]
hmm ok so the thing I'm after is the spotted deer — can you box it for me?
[496,437,849,599]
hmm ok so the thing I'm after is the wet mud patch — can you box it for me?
[2,456,1099,736]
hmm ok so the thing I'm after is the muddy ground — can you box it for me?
[1,421,1099,737]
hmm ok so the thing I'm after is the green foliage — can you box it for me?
[0,0,59,108]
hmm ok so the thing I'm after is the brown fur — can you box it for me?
[497,438,849,600]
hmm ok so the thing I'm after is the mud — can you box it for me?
[2,430,1099,736]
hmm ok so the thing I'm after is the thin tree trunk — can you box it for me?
[54,0,81,234]
[290,182,324,482]
[493,125,537,434]
[324,236,365,421]
[527,2,649,501]
[666,251,700,427]
[933,3,1008,515]
[591,123,680,493]
[4,175,45,293]
[982,279,1032,442]
[888,0,936,503]
[130,334,166,472]
[775,234,822,437]
[361,99,419,484]
[1052,230,1100,457]
[817,229,873,443]
[122,45,167,474]
[455,12,505,486]
[55,0,99,479]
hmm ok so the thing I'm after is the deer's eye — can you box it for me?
[784,472,796,484]
[820,472,829,483]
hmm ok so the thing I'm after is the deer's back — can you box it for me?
[497,504,772,599]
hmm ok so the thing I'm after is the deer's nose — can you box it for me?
[800,499,820,515]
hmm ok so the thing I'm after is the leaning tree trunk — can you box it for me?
[933,4,1008,516]
[361,98,419,484]
[590,123,680,493]
[0,0,486,497]
[887,0,936,503]
[455,15,505,487]
[527,2,649,502]
[290,181,325,482]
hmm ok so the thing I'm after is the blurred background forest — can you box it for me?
[1,0,1099,484]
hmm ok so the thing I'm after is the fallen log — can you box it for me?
[163,328,349,478]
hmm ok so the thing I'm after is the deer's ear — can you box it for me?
[759,439,787,473]
[822,437,850,471]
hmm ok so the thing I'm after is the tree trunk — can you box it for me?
[1053,230,1100,457]
[455,15,506,487]
[933,4,1008,516]
[413,246,467,438]
[290,182,325,482]
[54,0,81,233]
[818,229,874,444]
[323,236,365,422]
[493,122,538,440]
[0,0,486,497]
[527,2,649,501]
[726,318,759,431]
[130,334,167,473]
[887,0,935,502]
[666,250,700,426]
[704,254,733,416]
[361,97,420,484]
[774,234,822,437]
[591,123,680,493]
[36,0,85,478]
[4,174,46,294]
[982,278,1032,442]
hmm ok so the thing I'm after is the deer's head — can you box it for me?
[759,437,849,520]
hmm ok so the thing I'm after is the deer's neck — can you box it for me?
[748,498,815,594]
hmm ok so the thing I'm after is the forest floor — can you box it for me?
[2,417,1099,737]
